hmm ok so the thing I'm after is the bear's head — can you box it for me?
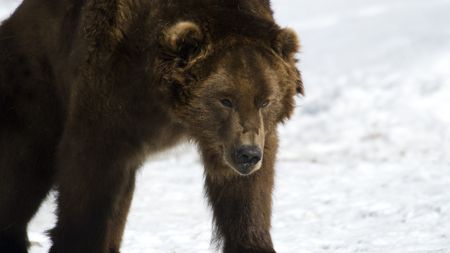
[157,18,302,178]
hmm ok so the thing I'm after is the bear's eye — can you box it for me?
[259,100,271,108]
[220,98,233,108]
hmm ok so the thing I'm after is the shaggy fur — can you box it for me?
[0,1,302,253]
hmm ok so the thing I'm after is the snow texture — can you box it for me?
[1,0,450,252]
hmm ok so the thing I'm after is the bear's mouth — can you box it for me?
[234,161,262,176]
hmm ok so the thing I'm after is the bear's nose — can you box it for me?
[235,146,262,166]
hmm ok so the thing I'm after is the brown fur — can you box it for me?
[0,1,302,253]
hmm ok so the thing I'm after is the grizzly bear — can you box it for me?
[0,0,303,252]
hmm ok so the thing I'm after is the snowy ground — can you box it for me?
[2,0,450,252]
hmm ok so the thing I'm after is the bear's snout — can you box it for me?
[233,145,262,175]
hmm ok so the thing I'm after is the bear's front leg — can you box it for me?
[204,133,278,253]
[49,133,141,253]
[49,114,144,253]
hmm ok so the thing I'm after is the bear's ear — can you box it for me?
[273,28,300,61]
[273,28,304,95]
[162,21,204,68]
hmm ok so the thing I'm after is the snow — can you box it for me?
[2,0,450,252]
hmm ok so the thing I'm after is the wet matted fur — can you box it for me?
[0,1,303,253]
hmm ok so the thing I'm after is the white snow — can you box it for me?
[2,0,450,252]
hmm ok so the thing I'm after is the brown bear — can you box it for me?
[0,0,303,253]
